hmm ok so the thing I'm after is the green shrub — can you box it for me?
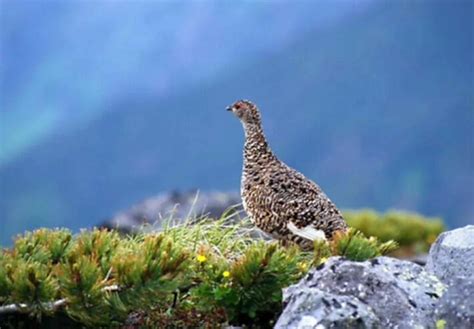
[344,209,444,254]
[190,242,303,326]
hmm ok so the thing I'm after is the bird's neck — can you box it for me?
[243,122,275,167]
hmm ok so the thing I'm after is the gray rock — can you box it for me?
[434,277,474,329]
[426,225,474,285]
[276,257,446,329]
[101,190,244,232]
[277,288,380,329]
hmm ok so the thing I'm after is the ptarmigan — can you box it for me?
[227,99,348,250]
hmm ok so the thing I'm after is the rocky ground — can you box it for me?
[276,226,474,329]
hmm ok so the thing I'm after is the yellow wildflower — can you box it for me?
[298,262,308,271]
[222,271,231,278]
[319,257,328,264]
[197,255,207,263]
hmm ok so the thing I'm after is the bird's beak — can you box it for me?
[226,106,233,112]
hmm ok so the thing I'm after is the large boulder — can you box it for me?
[426,226,474,328]
[276,288,379,328]
[275,257,445,329]
[426,225,474,285]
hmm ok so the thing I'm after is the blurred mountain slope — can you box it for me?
[1,0,472,244]
[0,0,364,164]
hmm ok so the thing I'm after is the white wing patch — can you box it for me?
[288,221,327,241]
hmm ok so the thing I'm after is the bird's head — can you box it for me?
[226,100,261,125]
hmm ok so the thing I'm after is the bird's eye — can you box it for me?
[235,104,241,109]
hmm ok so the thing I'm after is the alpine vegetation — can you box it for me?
[0,215,399,328]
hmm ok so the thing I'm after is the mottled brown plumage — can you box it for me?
[227,100,348,250]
